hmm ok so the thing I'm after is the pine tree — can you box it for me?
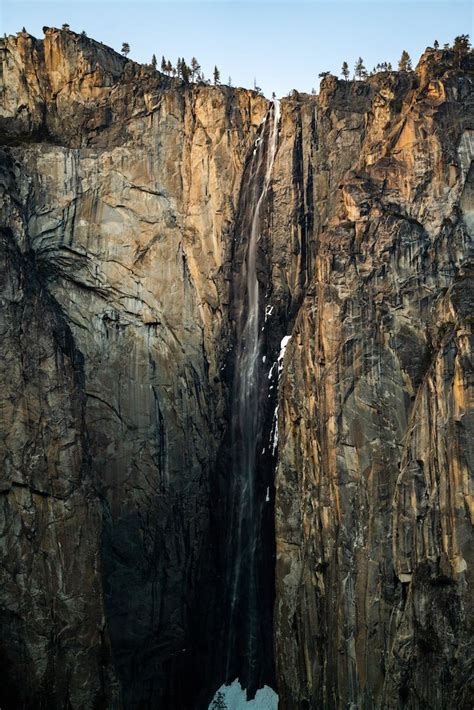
[341,61,349,80]
[318,71,330,79]
[453,34,470,53]
[62,23,70,31]
[434,39,439,50]
[354,57,367,80]
[121,42,130,57]
[161,56,167,73]
[213,65,220,85]
[181,60,191,83]
[81,30,87,37]
[190,57,201,81]
[151,54,157,69]
[398,50,412,71]
[210,691,227,710]
[453,34,471,66]
[253,78,262,94]
[228,76,232,87]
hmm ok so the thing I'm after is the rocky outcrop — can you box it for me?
[1,26,472,710]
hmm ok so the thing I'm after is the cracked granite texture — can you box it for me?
[275,53,473,710]
[0,26,473,710]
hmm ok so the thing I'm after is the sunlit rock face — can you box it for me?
[1,26,472,710]
[275,53,474,709]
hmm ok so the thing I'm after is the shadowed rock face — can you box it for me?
[0,143,121,707]
[1,26,472,710]
[0,27,270,709]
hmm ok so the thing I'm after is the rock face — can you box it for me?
[0,27,270,709]
[0,27,472,710]
[275,54,474,709]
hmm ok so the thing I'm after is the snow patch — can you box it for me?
[264,304,274,322]
[277,335,291,374]
[271,404,279,456]
[270,335,292,456]
[268,362,277,380]
[209,679,278,709]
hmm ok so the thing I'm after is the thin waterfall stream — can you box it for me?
[224,99,281,700]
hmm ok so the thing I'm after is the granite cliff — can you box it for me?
[0,26,472,709]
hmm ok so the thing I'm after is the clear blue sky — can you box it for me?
[1,1,472,97]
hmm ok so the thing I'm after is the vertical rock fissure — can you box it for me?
[226,100,280,695]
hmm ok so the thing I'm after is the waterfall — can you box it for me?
[226,99,280,693]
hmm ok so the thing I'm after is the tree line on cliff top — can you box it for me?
[124,33,471,89]
[318,34,471,82]
[124,42,225,87]
[59,26,474,89]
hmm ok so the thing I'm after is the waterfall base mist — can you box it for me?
[209,680,278,710]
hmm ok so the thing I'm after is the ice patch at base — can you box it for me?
[209,679,278,709]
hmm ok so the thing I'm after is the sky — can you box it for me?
[1,1,472,97]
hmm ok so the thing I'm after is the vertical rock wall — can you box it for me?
[275,53,473,709]
[0,153,119,708]
[0,28,270,708]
